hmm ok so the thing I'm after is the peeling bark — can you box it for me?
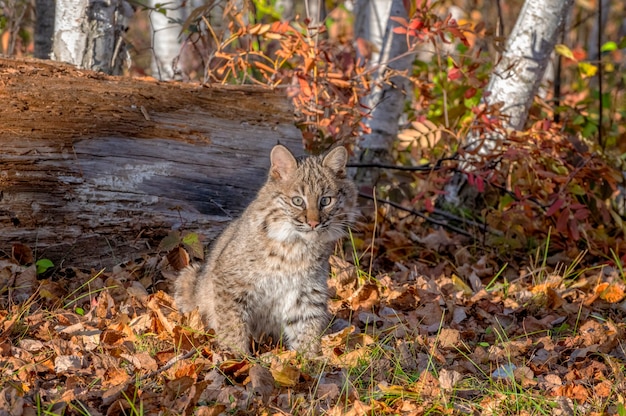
[0,58,302,268]
[353,0,413,186]
[52,0,133,74]
[444,0,574,207]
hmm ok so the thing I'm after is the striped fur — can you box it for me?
[174,145,357,356]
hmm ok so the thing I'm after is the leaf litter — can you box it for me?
[1,222,626,415]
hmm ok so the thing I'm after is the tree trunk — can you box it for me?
[148,1,186,80]
[444,0,574,207]
[34,0,56,59]
[52,0,132,74]
[353,0,413,186]
[0,57,302,268]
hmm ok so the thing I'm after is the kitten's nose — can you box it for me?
[308,220,320,229]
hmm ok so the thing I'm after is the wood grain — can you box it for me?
[0,57,303,268]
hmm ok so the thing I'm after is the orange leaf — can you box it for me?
[597,282,626,303]
[253,61,276,74]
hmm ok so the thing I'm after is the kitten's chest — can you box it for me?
[258,239,330,274]
[252,270,328,316]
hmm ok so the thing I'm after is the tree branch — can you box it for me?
[358,192,496,239]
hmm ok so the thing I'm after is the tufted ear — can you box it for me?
[270,144,297,181]
[322,146,348,177]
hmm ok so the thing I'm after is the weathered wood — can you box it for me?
[0,57,302,268]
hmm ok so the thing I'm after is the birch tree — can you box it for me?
[51,0,132,74]
[148,1,185,81]
[353,0,413,185]
[444,0,575,207]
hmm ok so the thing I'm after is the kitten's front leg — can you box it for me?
[212,294,252,355]
[284,312,328,357]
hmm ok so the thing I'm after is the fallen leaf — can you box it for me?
[270,360,300,387]
[248,364,275,402]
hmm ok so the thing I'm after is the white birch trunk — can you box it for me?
[353,0,413,184]
[52,0,132,74]
[444,0,574,206]
[275,0,294,21]
[149,1,185,81]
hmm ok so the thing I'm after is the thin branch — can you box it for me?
[347,162,438,171]
[348,156,457,171]
[358,192,490,238]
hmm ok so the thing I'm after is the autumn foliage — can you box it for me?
[2,0,626,414]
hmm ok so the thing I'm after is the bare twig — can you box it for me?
[358,192,488,238]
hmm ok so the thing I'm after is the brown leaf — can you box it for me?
[0,386,25,415]
[11,243,33,265]
[386,286,418,311]
[349,283,379,311]
[103,367,131,388]
[555,384,589,403]
[315,382,340,401]
[100,329,126,346]
[167,246,190,271]
[195,404,227,416]
[438,368,463,390]
[12,265,37,302]
[437,328,461,350]
[248,364,275,402]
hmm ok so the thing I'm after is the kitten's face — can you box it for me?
[264,146,356,243]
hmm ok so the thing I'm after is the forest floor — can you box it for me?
[1,209,626,416]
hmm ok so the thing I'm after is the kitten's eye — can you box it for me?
[320,196,332,207]
[292,196,305,207]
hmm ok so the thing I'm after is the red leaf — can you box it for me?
[464,87,477,99]
[568,219,580,240]
[393,26,408,35]
[542,119,552,131]
[448,67,462,81]
[475,175,485,193]
[424,198,434,213]
[408,19,423,31]
[556,210,569,233]
[573,207,589,220]
[545,198,564,217]
[389,16,409,26]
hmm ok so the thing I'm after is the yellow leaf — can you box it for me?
[555,44,575,60]
[578,62,598,78]
[452,274,473,296]
[270,361,300,387]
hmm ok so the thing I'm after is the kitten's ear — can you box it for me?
[322,146,348,177]
[270,145,297,181]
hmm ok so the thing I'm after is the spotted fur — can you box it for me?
[174,145,357,356]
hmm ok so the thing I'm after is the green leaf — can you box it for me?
[582,121,598,138]
[554,44,575,60]
[182,232,204,260]
[569,183,586,196]
[75,307,85,316]
[158,231,181,252]
[600,41,617,53]
[36,258,54,275]
[499,193,515,209]
[182,232,199,246]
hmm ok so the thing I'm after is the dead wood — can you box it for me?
[0,57,302,268]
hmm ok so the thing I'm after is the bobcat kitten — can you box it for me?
[174,144,357,355]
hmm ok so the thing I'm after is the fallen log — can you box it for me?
[0,57,302,268]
